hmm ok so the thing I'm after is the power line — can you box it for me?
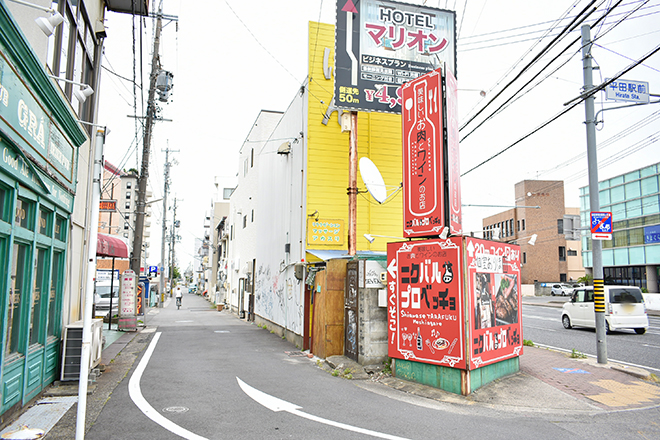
[459,0,599,133]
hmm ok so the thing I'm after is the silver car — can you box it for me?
[550,283,575,296]
[95,281,119,317]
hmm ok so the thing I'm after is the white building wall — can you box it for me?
[228,111,283,314]
[253,94,306,334]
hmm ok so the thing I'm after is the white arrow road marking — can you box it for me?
[236,377,411,440]
[129,332,208,440]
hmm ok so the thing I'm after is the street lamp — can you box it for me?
[507,234,538,246]
[8,0,64,36]
[364,234,405,243]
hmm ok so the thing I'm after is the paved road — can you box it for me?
[522,298,660,372]
[77,294,659,439]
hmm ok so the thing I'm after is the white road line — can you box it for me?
[522,324,558,332]
[523,314,561,322]
[237,378,411,440]
[128,332,208,440]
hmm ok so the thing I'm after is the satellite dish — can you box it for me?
[359,157,387,203]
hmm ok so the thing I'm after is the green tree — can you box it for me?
[577,274,593,286]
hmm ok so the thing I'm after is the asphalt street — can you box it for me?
[53,293,657,440]
[522,298,660,372]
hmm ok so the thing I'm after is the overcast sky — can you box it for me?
[97,0,660,271]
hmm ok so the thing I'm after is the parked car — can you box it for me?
[95,280,119,317]
[551,283,575,296]
[561,285,648,334]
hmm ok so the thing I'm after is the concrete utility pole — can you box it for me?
[130,3,163,275]
[159,147,178,305]
[581,24,607,364]
[169,197,180,292]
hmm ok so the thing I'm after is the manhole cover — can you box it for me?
[163,406,189,413]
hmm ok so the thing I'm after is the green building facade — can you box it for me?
[0,3,86,415]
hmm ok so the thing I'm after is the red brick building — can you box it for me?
[482,180,584,284]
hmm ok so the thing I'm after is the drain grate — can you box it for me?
[285,351,308,357]
[163,406,189,413]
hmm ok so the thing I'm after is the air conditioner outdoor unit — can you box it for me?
[61,318,104,381]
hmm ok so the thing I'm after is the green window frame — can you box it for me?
[47,251,64,340]
[0,184,11,223]
[38,207,53,237]
[7,242,31,359]
[14,198,35,231]
[54,215,67,243]
[29,248,49,347]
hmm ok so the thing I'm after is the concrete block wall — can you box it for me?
[358,287,388,366]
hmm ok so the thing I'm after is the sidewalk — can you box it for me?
[329,345,660,414]
[2,296,659,438]
[0,306,159,439]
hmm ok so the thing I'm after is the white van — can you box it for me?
[561,285,648,334]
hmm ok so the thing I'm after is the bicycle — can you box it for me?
[176,296,181,310]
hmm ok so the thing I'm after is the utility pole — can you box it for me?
[130,2,163,275]
[169,197,180,293]
[159,147,178,305]
[581,24,607,364]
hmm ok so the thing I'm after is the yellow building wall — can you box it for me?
[307,22,403,253]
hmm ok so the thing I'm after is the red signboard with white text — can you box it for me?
[402,68,445,238]
[465,237,523,369]
[387,238,465,369]
[445,68,462,235]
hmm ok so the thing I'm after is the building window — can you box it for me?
[55,215,67,242]
[223,188,233,200]
[48,252,64,338]
[517,220,520,232]
[8,243,29,357]
[47,0,98,121]
[243,215,247,229]
[559,246,566,262]
[30,248,48,346]
[126,191,131,200]
[15,198,35,231]
[567,249,578,257]
[251,209,254,222]
[123,233,129,238]
[251,148,254,167]
[560,273,567,282]
[126,182,132,189]
[125,202,130,209]
[124,222,129,230]
[557,219,564,234]
[522,219,526,231]
[522,252,527,264]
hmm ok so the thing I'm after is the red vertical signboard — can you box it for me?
[465,237,523,369]
[402,68,445,238]
[387,238,465,369]
[445,68,462,235]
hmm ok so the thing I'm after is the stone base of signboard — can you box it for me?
[117,316,137,332]
[393,357,519,396]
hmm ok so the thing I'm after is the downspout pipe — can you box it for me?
[76,128,105,440]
